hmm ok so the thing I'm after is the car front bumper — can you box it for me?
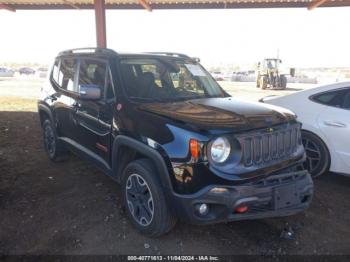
[170,170,313,224]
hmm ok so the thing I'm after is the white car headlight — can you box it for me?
[210,137,231,163]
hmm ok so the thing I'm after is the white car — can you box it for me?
[35,67,48,78]
[210,71,225,81]
[0,67,15,77]
[261,82,350,177]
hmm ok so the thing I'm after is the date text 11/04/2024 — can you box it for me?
[127,256,219,261]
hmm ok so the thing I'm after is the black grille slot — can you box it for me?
[262,134,270,161]
[244,138,253,166]
[271,133,278,159]
[254,136,262,163]
[239,124,300,167]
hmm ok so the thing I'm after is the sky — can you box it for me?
[0,7,350,68]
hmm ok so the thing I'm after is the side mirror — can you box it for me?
[78,84,101,100]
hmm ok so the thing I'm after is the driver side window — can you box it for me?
[78,59,111,99]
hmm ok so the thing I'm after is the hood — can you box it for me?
[139,97,296,133]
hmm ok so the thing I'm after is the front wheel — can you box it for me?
[301,131,330,178]
[121,159,176,237]
[260,76,267,89]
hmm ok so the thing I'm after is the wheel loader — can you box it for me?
[256,58,287,90]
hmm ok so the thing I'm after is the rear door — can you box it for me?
[74,57,114,163]
[315,87,350,171]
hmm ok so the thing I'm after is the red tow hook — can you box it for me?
[234,205,249,213]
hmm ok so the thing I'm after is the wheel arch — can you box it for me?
[112,135,174,192]
[38,103,54,126]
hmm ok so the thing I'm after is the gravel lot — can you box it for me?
[1,77,349,257]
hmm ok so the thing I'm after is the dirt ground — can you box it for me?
[1,78,350,256]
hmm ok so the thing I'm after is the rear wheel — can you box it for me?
[301,131,330,178]
[280,75,287,89]
[42,119,68,162]
[121,159,177,237]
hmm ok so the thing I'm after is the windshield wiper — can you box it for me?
[169,95,208,101]
[129,95,209,103]
[129,96,173,103]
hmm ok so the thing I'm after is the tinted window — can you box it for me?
[120,58,225,102]
[58,58,76,92]
[140,64,163,87]
[78,59,106,89]
[312,89,349,108]
[342,90,350,109]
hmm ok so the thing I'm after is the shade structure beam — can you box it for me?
[0,4,16,12]
[139,0,152,11]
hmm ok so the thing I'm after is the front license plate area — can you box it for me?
[274,184,299,210]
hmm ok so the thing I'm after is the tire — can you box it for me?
[280,75,287,89]
[260,76,267,90]
[42,119,68,162]
[301,130,330,178]
[121,159,177,237]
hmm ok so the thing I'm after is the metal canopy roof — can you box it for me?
[1,0,350,10]
[1,0,348,48]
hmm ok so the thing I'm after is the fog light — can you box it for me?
[234,205,248,213]
[197,203,209,215]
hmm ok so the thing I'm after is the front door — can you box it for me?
[74,58,114,164]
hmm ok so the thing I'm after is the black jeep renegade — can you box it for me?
[38,48,313,236]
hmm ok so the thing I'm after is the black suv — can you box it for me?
[38,48,313,236]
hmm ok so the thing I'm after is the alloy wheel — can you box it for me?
[302,137,322,174]
[126,174,154,227]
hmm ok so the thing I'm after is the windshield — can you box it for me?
[264,60,279,69]
[120,58,226,102]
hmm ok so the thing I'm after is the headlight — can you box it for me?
[210,137,231,163]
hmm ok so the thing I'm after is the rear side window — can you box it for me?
[57,58,77,92]
[311,88,349,108]
[341,89,350,109]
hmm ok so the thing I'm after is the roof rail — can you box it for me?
[144,52,191,59]
[58,47,117,56]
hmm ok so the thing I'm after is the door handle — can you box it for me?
[324,120,347,128]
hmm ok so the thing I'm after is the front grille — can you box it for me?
[237,124,301,167]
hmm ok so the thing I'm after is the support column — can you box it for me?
[94,0,107,48]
